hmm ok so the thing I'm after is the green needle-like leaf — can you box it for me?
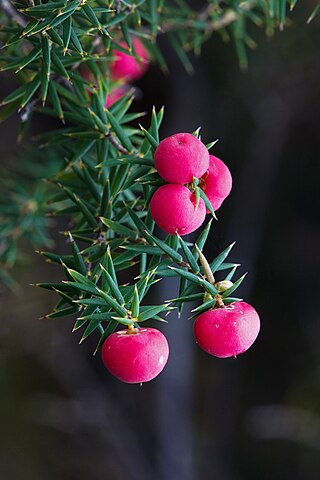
[63,281,98,296]
[100,217,137,239]
[126,206,151,238]
[193,219,213,256]
[80,319,104,343]
[169,267,203,286]
[191,298,216,314]
[73,298,108,308]
[48,82,64,122]
[198,187,217,219]
[100,264,124,305]
[79,312,114,322]
[131,285,140,318]
[97,289,127,317]
[138,304,169,322]
[106,110,133,152]
[139,124,159,151]
[62,17,72,52]
[42,306,79,319]
[146,231,183,263]
[169,292,204,304]
[0,47,41,73]
[19,77,41,111]
[221,273,247,298]
[178,235,199,273]
[210,243,236,273]
[69,233,87,276]
[223,297,243,305]
[51,50,70,79]
[307,2,320,23]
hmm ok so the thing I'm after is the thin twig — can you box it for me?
[0,0,27,27]
[161,0,256,33]
[108,134,130,155]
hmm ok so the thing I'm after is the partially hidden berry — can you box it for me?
[154,133,209,184]
[105,86,126,108]
[111,38,149,82]
[193,301,260,358]
[101,327,169,384]
[201,155,232,212]
[150,183,206,235]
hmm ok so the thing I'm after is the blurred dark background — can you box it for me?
[1,5,320,480]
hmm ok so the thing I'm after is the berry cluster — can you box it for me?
[150,133,232,235]
[100,134,259,384]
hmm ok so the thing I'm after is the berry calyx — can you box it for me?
[193,301,260,358]
[154,133,209,184]
[200,155,232,212]
[150,183,206,235]
[111,38,149,82]
[101,327,169,384]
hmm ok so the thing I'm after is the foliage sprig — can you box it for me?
[0,0,318,351]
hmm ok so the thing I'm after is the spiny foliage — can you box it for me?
[0,0,318,349]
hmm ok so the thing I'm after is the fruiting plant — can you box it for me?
[0,1,318,382]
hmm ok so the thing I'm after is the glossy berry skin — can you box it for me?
[150,184,206,235]
[201,155,232,212]
[102,328,169,384]
[193,302,260,358]
[154,133,209,184]
[111,38,149,82]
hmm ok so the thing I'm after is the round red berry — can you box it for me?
[201,155,232,212]
[193,301,260,358]
[111,38,149,82]
[150,183,206,235]
[154,133,209,184]
[101,327,169,384]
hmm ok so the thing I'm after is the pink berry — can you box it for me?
[201,155,232,212]
[101,327,169,383]
[154,133,209,184]
[105,86,126,108]
[111,38,149,82]
[150,183,206,236]
[193,301,260,358]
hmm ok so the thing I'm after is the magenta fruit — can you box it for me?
[201,155,232,212]
[193,301,260,358]
[111,38,149,82]
[150,183,206,235]
[154,133,209,184]
[102,327,169,384]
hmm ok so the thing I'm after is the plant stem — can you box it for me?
[161,0,256,33]
[215,294,225,308]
